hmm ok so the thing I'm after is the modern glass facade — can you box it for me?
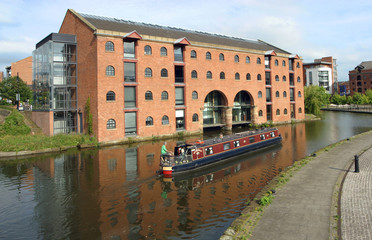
[33,33,78,134]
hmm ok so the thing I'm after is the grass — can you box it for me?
[0,106,98,152]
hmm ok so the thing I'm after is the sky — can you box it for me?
[1,0,372,82]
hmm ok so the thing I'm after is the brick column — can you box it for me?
[224,107,233,130]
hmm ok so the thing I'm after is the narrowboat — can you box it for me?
[160,128,282,177]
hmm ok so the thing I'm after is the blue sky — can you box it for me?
[1,0,372,82]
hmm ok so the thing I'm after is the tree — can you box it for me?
[364,89,372,103]
[304,86,330,116]
[330,94,347,105]
[352,93,370,105]
[0,76,32,104]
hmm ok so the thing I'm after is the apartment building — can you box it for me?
[349,61,372,95]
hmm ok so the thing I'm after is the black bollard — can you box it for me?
[354,155,360,173]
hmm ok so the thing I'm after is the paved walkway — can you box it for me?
[248,131,372,240]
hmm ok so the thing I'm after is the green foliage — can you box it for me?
[85,97,93,135]
[0,108,30,135]
[259,191,274,206]
[304,86,330,116]
[0,76,32,104]
[330,94,347,105]
[352,93,370,105]
[365,90,372,103]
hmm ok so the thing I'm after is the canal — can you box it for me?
[1,111,372,240]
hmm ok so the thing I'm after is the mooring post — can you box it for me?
[354,155,360,173]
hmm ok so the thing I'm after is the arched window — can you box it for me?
[297,76,301,82]
[162,115,169,125]
[298,91,302,97]
[275,75,279,81]
[106,65,115,76]
[219,53,224,61]
[235,72,240,80]
[145,91,153,100]
[297,62,300,68]
[161,91,168,100]
[144,45,152,55]
[299,107,302,113]
[258,91,262,98]
[276,109,280,115]
[191,70,198,79]
[284,108,288,115]
[257,57,261,64]
[234,55,239,62]
[259,110,263,116]
[161,68,168,77]
[107,119,116,129]
[246,56,250,63]
[190,50,197,58]
[220,72,225,80]
[145,68,152,77]
[282,60,286,66]
[257,74,262,81]
[283,91,287,97]
[106,91,115,101]
[192,91,198,99]
[105,41,114,51]
[160,47,167,56]
[192,113,199,122]
[275,59,278,66]
[146,116,153,126]
[207,71,212,79]
[275,91,280,97]
[206,52,211,60]
[283,76,287,82]
[246,73,251,80]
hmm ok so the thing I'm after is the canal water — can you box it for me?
[1,111,372,240]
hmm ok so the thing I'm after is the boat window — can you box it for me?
[260,134,266,140]
[249,137,255,143]
[233,141,240,147]
[205,147,213,155]
[270,132,275,137]
[223,143,230,150]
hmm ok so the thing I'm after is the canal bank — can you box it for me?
[221,130,372,240]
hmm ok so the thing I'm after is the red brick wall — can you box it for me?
[31,111,53,136]
[11,56,32,86]
[349,68,372,95]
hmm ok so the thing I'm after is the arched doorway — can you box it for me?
[232,91,252,123]
[203,91,227,126]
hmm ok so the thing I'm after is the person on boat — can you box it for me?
[161,142,172,161]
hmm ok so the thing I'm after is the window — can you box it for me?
[233,141,240,147]
[106,65,115,76]
[175,87,184,105]
[260,134,266,140]
[105,41,114,51]
[297,62,300,68]
[257,74,262,81]
[266,88,271,102]
[161,68,168,77]
[265,72,271,85]
[265,56,270,68]
[257,57,261,64]
[161,91,168,100]
[276,109,280,115]
[284,108,288,115]
[145,68,152,77]
[219,53,224,61]
[192,91,198,99]
[174,46,183,61]
[191,50,197,58]
[259,110,263,116]
[249,137,255,143]
[124,62,136,82]
[275,75,279,81]
[207,71,212,79]
[258,91,262,98]
[205,147,213,155]
[160,47,167,56]
[297,76,301,83]
[275,91,279,97]
[192,113,199,122]
[106,91,115,101]
[145,91,153,100]
[235,73,240,80]
[206,52,211,60]
[275,59,278,66]
[283,76,286,82]
[246,73,251,80]
[191,70,198,79]
[107,119,116,129]
[224,143,230,150]
[298,91,302,97]
[282,60,286,66]
[220,72,225,80]
[124,87,136,108]
[283,91,287,97]
[146,116,153,126]
[246,56,250,63]
[299,107,302,113]
[176,109,185,130]
[234,55,239,62]
[125,112,136,135]
[162,115,169,125]
[124,41,135,58]
[144,45,152,55]
[290,88,295,101]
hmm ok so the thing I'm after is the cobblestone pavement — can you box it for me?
[341,147,372,240]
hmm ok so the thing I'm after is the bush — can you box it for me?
[0,109,30,135]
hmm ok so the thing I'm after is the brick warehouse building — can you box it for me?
[32,9,304,142]
[349,61,372,95]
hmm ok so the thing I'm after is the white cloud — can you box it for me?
[0,37,35,54]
